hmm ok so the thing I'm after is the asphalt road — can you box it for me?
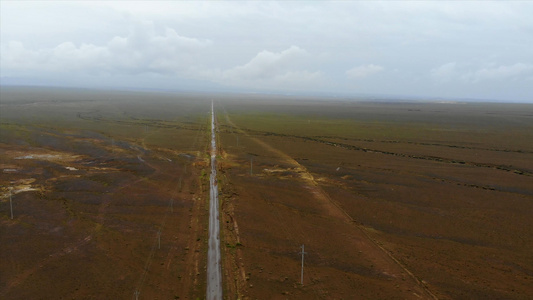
[206,101,222,300]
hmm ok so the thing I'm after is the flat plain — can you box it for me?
[1,87,532,299]
[1,87,213,299]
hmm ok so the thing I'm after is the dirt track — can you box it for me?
[0,92,212,299]
[2,90,532,299]
[215,99,533,299]
[220,107,437,299]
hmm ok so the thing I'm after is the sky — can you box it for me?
[1,1,532,102]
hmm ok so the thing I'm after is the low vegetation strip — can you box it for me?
[220,126,532,177]
[314,135,533,154]
[76,112,202,131]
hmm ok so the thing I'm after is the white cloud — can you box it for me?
[1,22,212,75]
[346,64,384,79]
[2,1,533,101]
[431,62,533,84]
[222,46,308,80]
[430,62,458,82]
[197,46,323,90]
[466,63,533,82]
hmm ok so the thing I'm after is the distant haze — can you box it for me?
[1,1,532,102]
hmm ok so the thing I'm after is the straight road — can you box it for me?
[206,101,222,299]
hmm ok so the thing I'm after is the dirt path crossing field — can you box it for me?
[221,109,438,299]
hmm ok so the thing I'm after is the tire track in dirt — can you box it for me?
[218,107,332,299]
[217,105,253,299]
[1,139,156,296]
[2,122,204,298]
[1,235,93,296]
[221,113,438,300]
[161,114,211,299]
[132,116,209,299]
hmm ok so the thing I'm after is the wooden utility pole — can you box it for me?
[9,191,13,219]
[300,244,307,285]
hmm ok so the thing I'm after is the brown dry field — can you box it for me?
[216,97,533,300]
[1,88,213,300]
[1,87,532,299]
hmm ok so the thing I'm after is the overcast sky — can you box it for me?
[1,1,532,102]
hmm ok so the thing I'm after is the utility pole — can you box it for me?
[9,191,13,219]
[300,244,307,285]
